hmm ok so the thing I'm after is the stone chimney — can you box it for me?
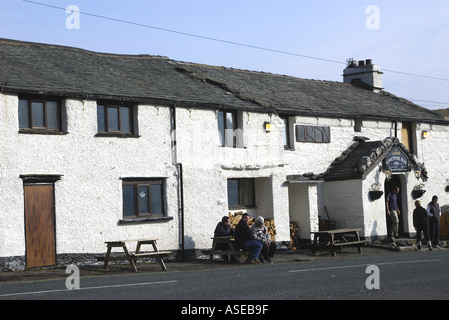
[343,59,383,92]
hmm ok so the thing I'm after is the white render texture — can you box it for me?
[1,92,449,262]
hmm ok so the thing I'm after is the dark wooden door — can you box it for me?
[24,184,56,268]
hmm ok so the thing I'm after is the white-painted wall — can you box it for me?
[1,92,448,264]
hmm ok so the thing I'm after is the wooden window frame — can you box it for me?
[227,178,255,209]
[19,96,62,133]
[122,178,166,220]
[280,115,294,149]
[97,102,135,136]
[218,110,242,148]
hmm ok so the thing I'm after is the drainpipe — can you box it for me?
[178,163,185,262]
[170,106,185,261]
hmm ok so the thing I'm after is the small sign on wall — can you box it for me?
[295,125,331,143]
[383,146,409,172]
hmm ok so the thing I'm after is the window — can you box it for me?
[280,115,293,149]
[296,125,331,143]
[97,102,134,135]
[401,121,416,154]
[218,110,242,148]
[354,119,363,132]
[19,97,62,132]
[122,179,165,219]
[227,178,255,208]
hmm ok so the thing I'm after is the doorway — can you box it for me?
[24,184,56,268]
[384,175,405,237]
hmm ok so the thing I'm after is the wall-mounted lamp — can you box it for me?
[422,131,429,139]
[414,166,422,180]
[264,122,272,132]
[384,167,392,181]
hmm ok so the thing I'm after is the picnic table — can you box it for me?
[208,236,243,263]
[311,228,370,257]
[98,238,170,272]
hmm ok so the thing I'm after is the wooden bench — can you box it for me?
[311,229,371,257]
[208,236,244,263]
[98,238,170,272]
[331,240,371,253]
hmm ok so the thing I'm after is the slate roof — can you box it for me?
[287,137,425,182]
[323,140,385,181]
[323,137,423,181]
[0,38,252,110]
[0,38,447,124]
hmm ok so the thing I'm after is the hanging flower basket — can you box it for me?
[412,189,426,199]
[369,190,384,201]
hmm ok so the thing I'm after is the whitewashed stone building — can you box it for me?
[0,39,448,270]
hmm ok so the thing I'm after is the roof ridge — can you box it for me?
[0,37,170,60]
[176,59,344,84]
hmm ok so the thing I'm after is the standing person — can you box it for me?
[386,186,401,244]
[214,216,235,262]
[235,213,263,264]
[413,200,432,251]
[251,216,276,263]
[427,195,441,248]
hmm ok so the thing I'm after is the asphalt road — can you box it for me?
[1,248,448,304]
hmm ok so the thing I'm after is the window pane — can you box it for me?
[282,117,289,147]
[120,107,131,133]
[226,112,235,130]
[97,105,105,132]
[217,111,225,146]
[123,185,136,217]
[46,101,59,129]
[150,184,163,215]
[32,101,45,127]
[108,107,119,131]
[138,186,149,214]
[240,179,255,207]
[19,99,30,128]
[227,179,239,206]
[225,112,236,148]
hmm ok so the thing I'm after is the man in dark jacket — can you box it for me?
[234,213,263,264]
[427,195,441,247]
[413,200,432,251]
[214,216,236,262]
[214,216,235,238]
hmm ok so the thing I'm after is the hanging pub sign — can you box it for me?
[383,146,409,172]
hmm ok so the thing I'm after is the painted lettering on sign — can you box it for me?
[384,146,409,172]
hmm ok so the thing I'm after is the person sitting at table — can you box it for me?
[235,213,263,264]
[214,216,235,261]
[251,216,276,263]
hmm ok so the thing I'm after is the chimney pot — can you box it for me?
[343,58,383,92]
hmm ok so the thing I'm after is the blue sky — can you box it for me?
[1,0,448,110]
